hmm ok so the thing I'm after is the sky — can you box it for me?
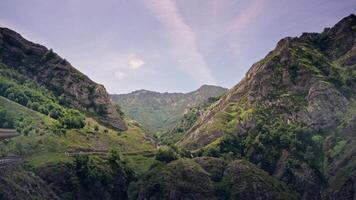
[0,0,355,94]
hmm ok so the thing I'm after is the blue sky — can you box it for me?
[0,0,355,94]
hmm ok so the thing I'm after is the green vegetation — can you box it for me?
[159,107,200,145]
[74,152,135,195]
[59,109,85,129]
[130,158,298,200]
[1,14,356,200]
[0,64,86,130]
[0,96,156,170]
[0,108,14,128]
[199,105,324,173]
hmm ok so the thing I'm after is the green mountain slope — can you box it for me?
[0,27,126,130]
[0,27,156,199]
[111,85,227,133]
[178,14,356,199]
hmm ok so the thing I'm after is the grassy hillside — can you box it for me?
[0,95,156,199]
[0,96,156,169]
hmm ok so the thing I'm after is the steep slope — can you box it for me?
[111,85,227,133]
[0,27,126,130]
[178,14,356,199]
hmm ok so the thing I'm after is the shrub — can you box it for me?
[49,107,62,119]
[96,104,108,116]
[0,108,14,128]
[59,109,85,129]
[108,150,121,164]
[203,147,220,157]
[155,148,178,163]
[41,49,55,62]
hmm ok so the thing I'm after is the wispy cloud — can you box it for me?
[144,0,215,85]
[128,55,145,70]
[114,71,128,79]
[224,0,266,57]
[225,0,265,35]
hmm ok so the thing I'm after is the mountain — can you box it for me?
[0,27,126,131]
[177,14,356,199]
[111,85,227,133]
[0,27,156,199]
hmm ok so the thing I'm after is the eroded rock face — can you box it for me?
[0,27,126,130]
[301,81,349,130]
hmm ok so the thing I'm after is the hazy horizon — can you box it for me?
[0,0,355,94]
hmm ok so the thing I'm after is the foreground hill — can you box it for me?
[178,14,356,199]
[111,85,227,133]
[132,157,298,200]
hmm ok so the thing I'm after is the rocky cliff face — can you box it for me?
[178,14,356,199]
[0,27,126,130]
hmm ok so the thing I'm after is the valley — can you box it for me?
[0,13,355,200]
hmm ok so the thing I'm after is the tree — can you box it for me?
[0,108,14,128]
[49,107,62,119]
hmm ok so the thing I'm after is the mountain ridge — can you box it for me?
[111,84,228,133]
[176,14,356,199]
[0,27,127,131]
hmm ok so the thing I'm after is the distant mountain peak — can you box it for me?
[196,84,226,90]
[111,85,227,132]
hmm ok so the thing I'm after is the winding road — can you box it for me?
[0,129,22,167]
[0,128,20,140]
